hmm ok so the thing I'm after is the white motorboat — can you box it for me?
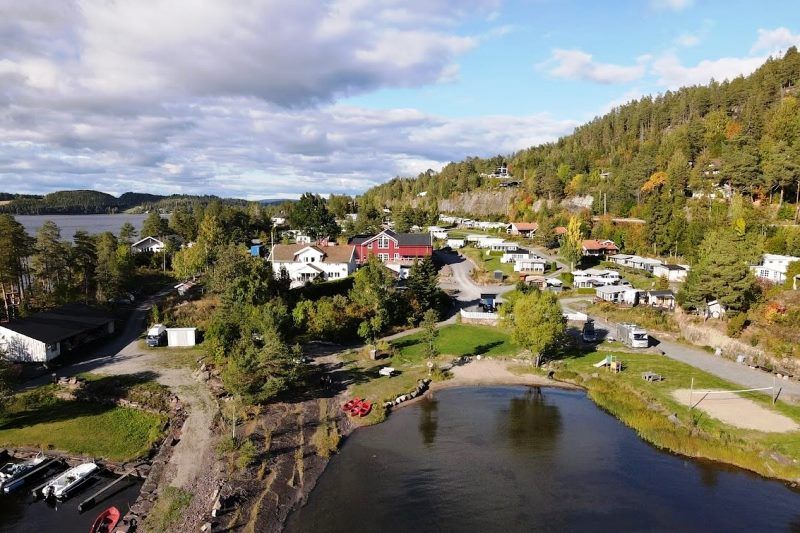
[41,462,98,499]
[0,455,48,493]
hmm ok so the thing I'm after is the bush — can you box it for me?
[312,421,340,458]
[726,313,748,337]
[236,438,258,470]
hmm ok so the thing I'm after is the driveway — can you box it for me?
[561,296,800,402]
[436,250,516,309]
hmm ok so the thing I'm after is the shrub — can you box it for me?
[312,421,341,458]
[726,313,748,337]
[236,439,258,470]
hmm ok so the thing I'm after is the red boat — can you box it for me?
[358,401,372,417]
[343,397,362,411]
[90,506,120,533]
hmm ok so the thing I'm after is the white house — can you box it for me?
[642,290,676,310]
[269,244,357,288]
[446,238,465,249]
[508,222,538,237]
[428,226,449,240]
[573,268,621,288]
[131,236,165,254]
[596,285,639,305]
[629,257,663,273]
[501,251,538,264]
[271,216,287,226]
[607,254,634,267]
[652,263,689,282]
[514,258,546,273]
[489,241,519,253]
[465,234,485,242]
[295,234,312,244]
[750,253,799,284]
[0,304,115,363]
[475,237,505,249]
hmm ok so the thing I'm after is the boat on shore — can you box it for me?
[41,462,98,500]
[0,455,48,493]
[90,506,121,533]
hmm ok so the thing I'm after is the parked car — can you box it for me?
[146,324,167,347]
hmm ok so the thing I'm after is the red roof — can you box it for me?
[582,239,619,251]
[512,222,539,231]
[554,226,568,235]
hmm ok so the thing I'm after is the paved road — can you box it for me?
[436,250,516,307]
[561,297,800,403]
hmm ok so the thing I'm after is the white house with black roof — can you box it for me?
[0,304,115,363]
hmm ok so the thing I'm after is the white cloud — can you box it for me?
[651,0,693,11]
[751,27,800,54]
[652,52,766,89]
[675,33,700,47]
[1,0,547,198]
[542,49,647,84]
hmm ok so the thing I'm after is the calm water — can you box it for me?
[0,469,141,533]
[287,387,800,533]
[14,214,148,241]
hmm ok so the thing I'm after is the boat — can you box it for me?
[41,462,98,499]
[90,506,121,533]
[343,397,362,411]
[0,455,48,493]
[358,401,372,417]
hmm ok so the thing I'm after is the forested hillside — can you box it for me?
[363,48,800,227]
[0,190,249,215]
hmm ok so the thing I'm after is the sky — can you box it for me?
[1,0,799,200]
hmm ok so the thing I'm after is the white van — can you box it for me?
[146,324,167,347]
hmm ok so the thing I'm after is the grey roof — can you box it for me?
[0,304,113,344]
[655,263,686,271]
[647,290,675,298]
[348,229,431,247]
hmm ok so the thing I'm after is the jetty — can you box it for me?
[2,457,61,494]
[78,470,134,512]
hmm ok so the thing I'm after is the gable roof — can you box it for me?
[131,236,165,248]
[269,243,355,264]
[582,239,619,251]
[348,229,431,247]
[511,222,539,231]
[0,304,114,344]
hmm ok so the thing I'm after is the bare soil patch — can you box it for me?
[672,389,799,433]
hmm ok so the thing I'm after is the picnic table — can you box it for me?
[642,371,663,382]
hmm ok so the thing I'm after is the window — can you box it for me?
[394,253,400,260]
[378,235,390,249]
[378,253,389,262]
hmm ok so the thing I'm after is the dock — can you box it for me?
[4,457,61,494]
[29,460,67,497]
[78,470,134,512]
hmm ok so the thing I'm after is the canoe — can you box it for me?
[0,455,48,493]
[42,462,98,500]
[343,397,362,410]
[90,506,121,533]
[358,402,372,417]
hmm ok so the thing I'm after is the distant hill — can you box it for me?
[258,198,295,206]
[0,189,251,215]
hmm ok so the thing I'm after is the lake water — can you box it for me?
[287,387,800,533]
[0,468,142,533]
[14,214,149,241]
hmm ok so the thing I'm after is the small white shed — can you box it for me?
[167,328,197,347]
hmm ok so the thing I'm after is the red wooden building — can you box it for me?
[348,229,433,264]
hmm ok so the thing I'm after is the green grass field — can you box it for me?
[346,325,519,418]
[460,247,515,279]
[513,349,800,480]
[0,386,166,461]
[392,324,518,363]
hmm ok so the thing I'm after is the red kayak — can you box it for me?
[90,506,120,533]
[358,401,372,417]
[343,397,362,411]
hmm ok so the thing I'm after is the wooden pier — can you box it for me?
[78,471,133,513]
[3,457,61,494]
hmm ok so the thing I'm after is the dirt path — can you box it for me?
[93,350,217,489]
[672,389,799,433]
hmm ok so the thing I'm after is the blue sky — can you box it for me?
[0,0,798,199]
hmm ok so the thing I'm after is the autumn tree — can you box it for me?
[506,290,566,367]
[560,216,582,271]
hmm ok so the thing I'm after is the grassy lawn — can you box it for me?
[392,324,518,363]
[0,386,165,461]
[515,349,800,480]
[344,325,519,423]
[460,246,515,281]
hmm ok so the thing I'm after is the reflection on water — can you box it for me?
[501,386,562,451]
[287,386,800,533]
[418,396,438,446]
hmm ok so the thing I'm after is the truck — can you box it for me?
[613,323,649,348]
[146,324,167,347]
